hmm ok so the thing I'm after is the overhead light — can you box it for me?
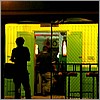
[18,20,39,23]
[80,18,92,22]
[65,18,92,22]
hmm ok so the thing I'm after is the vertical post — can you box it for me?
[73,65,74,71]
[89,64,91,71]
[65,62,67,99]
[50,22,53,99]
[97,76,99,99]
[1,24,5,99]
[80,64,82,99]
[75,65,76,71]
[1,66,4,99]
[92,77,94,99]
[68,76,70,99]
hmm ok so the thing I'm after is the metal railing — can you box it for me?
[4,62,99,99]
[35,62,99,99]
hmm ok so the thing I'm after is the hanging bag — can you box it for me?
[4,63,16,79]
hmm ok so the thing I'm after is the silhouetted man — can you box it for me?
[10,37,31,99]
[36,46,52,95]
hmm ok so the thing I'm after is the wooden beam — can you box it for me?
[1,11,98,15]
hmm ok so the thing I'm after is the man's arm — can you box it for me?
[10,49,16,62]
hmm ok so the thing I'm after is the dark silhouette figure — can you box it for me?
[36,46,52,74]
[10,37,31,99]
[36,46,52,95]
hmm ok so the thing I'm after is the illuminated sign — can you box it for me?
[62,39,67,56]
[35,44,38,55]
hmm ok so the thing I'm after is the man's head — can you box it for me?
[43,46,48,51]
[16,37,25,46]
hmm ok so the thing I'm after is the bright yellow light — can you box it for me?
[62,41,67,56]
[35,44,38,55]
[5,23,98,66]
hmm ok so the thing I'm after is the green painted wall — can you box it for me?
[65,32,82,98]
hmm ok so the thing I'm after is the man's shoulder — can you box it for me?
[23,46,28,49]
[23,46,29,50]
[13,46,29,51]
[23,47,30,54]
[12,48,17,51]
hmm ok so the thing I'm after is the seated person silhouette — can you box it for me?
[10,37,31,99]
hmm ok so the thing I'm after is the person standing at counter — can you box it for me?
[36,46,52,95]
